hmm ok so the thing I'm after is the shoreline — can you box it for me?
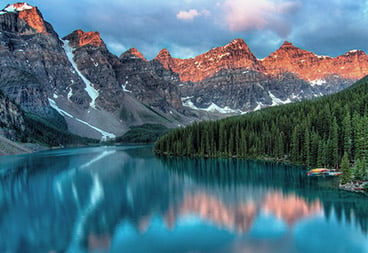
[339,181,368,196]
[0,135,46,156]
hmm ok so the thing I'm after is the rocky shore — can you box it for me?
[0,135,45,155]
[339,181,368,196]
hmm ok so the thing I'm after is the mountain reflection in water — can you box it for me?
[0,146,367,253]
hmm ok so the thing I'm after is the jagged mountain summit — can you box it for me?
[154,39,367,112]
[0,2,367,143]
[0,2,192,141]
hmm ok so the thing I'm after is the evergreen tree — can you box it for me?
[340,152,351,185]
[154,76,368,170]
[354,158,366,181]
[342,111,352,159]
[304,129,311,166]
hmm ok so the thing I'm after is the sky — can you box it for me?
[2,0,368,59]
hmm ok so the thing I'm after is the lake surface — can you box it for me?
[0,145,367,253]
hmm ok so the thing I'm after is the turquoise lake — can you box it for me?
[0,145,367,253]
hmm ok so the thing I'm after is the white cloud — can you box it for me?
[177,9,200,20]
[223,0,301,36]
[176,9,210,21]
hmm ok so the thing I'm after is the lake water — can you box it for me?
[0,145,367,253]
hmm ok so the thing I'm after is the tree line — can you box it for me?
[154,76,368,172]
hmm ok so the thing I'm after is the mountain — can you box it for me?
[156,39,366,112]
[0,3,194,142]
[155,39,264,83]
[0,2,367,145]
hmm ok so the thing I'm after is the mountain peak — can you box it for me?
[3,2,33,13]
[120,48,147,61]
[156,48,172,58]
[0,2,49,34]
[226,38,246,46]
[63,29,104,48]
[279,41,298,50]
[154,48,175,69]
[223,38,251,52]
[344,49,366,56]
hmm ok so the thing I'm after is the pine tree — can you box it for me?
[340,152,351,185]
[304,129,311,166]
[342,111,352,159]
[354,158,366,181]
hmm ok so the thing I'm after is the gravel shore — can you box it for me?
[0,135,46,156]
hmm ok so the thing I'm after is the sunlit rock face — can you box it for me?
[122,48,148,62]
[156,39,368,84]
[155,39,264,83]
[155,39,366,112]
[262,41,368,81]
[0,3,52,35]
[63,29,105,48]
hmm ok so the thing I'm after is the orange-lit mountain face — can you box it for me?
[155,40,368,83]
[1,3,48,34]
[121,48,148,61]
[63,29,105,48]
[262,41,368,81]
[155,39,264,83]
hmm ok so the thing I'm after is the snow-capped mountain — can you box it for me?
[0,3,191,140]
[0,2,367,141]
[155,39,365,112]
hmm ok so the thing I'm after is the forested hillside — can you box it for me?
[154,76,368,168]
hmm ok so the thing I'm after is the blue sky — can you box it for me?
[3,0,368,59]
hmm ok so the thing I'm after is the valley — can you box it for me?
[0,2,367,149]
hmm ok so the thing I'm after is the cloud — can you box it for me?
[176,9,210,21]
[177,9,200,20]
[223,0,301,37]
[105,39,127,55]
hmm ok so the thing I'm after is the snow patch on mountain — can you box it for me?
[121,81,132,93]
[63,40,99,108]
[48,98,115,140]
[67,88,73,101]
[254,102,264,111]
[182,97,242,114]
[48,98,73,118]
[268,92,291,106]
[4,3,33,12]
[309,79,326,86]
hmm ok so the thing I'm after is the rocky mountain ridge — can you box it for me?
[0,2,191,141]
[152,39,366,112]
[0,2,367,143]
[155,39,368,84]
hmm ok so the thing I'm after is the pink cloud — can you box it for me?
[223,0,301,37]
[177,9,211,21]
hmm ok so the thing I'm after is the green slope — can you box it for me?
[154,76,368,168]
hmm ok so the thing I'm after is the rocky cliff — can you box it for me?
[155,39,264,83]
[0,90,25,140]
[0,3,192,141]
[155,40,366,112]
[261,41,368,81]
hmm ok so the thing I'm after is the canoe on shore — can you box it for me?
[307,168,342,177]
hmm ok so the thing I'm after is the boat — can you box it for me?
[307,168,342,177]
